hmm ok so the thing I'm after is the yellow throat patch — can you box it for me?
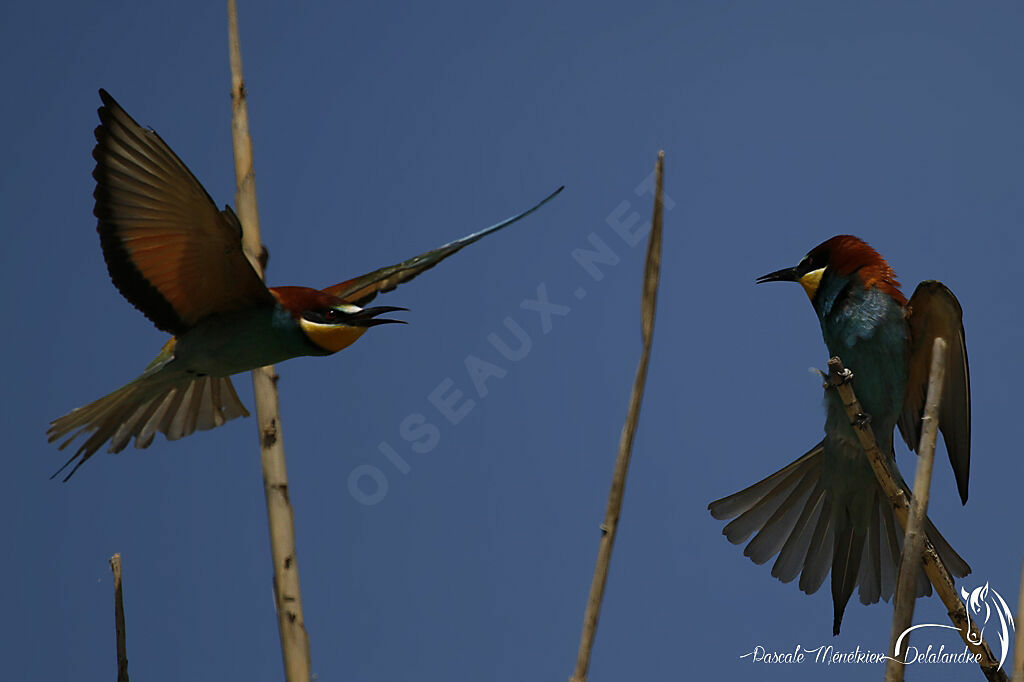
[298,318,369,353]
[798,267,826,301]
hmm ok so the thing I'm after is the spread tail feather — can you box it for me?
[708,441,970,634]
[48,375,249,480]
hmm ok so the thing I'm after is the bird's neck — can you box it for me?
[813,271,907,354]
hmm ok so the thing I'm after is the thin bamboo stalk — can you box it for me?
[569,151,665,682]
[885,338,947,682]
[227,3,311,680]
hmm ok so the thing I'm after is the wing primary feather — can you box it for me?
[744,467,819,564]
[857,491,882,605]
[324,186,564,306]
[721,467,804,545]
[771,482,826,583]
[899,281,971,504]
[93,90,273,334]
[799,495,834,595]
[708,442,823,520]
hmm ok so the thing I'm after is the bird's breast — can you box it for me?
[816,278,910,443]
[171,305,325,377]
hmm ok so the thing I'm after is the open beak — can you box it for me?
[347,306,409,327]
[756,266,799,284]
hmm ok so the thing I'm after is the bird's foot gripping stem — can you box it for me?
[826,356,854,386]
[825,356,874,429]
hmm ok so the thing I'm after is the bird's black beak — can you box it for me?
[756,266,799,284]
[348,306,409,327]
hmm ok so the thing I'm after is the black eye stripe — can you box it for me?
[302,308,344,324]
[797,254,822,276]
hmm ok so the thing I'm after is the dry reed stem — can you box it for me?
[885,337,946,682]
[227,2,311,680]
[110,553,129,682]
[569,151,665,682]
[826,357,1007,682]
[1013,559,1023,681]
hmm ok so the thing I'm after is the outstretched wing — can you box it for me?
[324,186,563,305]
[94,89,274,334]
[708,440,970,635]
[897,280,971,504]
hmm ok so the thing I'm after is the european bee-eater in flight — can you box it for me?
[48,90,562,480]
[709,235,971,635]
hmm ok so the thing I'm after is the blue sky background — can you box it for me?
[2,2,1022,680]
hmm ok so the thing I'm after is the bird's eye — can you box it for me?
[324,309,340,322]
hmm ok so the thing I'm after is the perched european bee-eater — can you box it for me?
[48,90,562,480]
[709,235,971,635]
